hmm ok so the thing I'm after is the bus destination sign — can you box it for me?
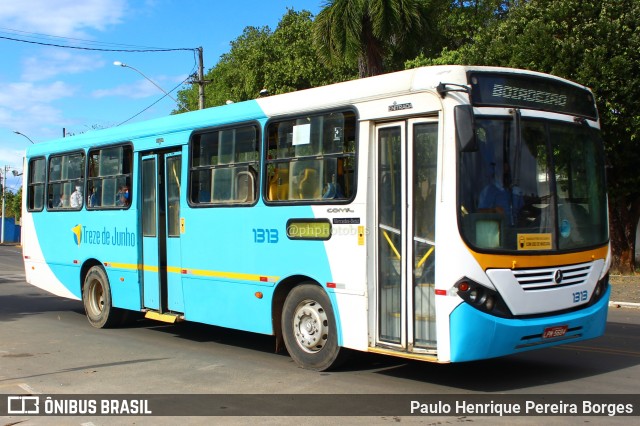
[469,72,598,120]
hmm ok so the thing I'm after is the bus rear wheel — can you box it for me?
[282,284,346,371]
[83,265,125,328]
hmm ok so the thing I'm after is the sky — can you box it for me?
[0,0,322,193]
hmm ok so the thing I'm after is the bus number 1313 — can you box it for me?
[253,228,279,244]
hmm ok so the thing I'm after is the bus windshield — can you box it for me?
[459,115,608,253]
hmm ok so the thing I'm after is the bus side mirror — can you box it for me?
[455,105,477,152]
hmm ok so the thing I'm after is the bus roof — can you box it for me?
[25,65,589,157]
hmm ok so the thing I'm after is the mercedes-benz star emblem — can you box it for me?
[554,269,563,284]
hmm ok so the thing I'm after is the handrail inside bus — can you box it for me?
[381,227,401,260]
[417,246,435,269]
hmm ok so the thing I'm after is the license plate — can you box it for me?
[543,325,568,339]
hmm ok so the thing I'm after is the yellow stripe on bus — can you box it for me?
[184,268,279,283]
[105,262,142,271]
[104,262,278,283]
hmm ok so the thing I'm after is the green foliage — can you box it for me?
[439,1,515,50]
[11,188,22,221]
[176,9,356,109]
[3,187,22,221]
[314,0,440,77]
[263,10,355,94]
[406,0,519,68]
[208,25,272,105]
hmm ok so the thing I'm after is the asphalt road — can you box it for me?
[0,244,638,425]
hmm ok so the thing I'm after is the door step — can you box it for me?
[144,311,184,323]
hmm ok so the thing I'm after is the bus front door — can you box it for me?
[141,151,184,315]
[376,119,438,352]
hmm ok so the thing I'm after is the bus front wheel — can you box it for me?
[83,266,124,328]
[282,284,346,371]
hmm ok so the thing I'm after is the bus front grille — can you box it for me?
[513,262,593,291]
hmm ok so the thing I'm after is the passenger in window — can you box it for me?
[56,194,67,208]
[70,185,83,208]
[116,186,130,207]
[323,174,344,199]
[88,187,97,207]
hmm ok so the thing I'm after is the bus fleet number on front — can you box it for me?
[253,228,279,244]
[572,290,588,303]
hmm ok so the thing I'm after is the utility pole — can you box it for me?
[197,47,206,110]
[1,165,6,244]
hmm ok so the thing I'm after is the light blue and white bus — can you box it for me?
[22,66,610,370]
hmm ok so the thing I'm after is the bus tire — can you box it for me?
[82,265,124,328]
[281,283,347,371]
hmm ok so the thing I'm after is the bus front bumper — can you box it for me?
[448,286,610,362]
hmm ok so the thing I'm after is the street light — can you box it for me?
[113,61,189,111]
[13,131,35,144]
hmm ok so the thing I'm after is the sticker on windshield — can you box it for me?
[518,233,552,250]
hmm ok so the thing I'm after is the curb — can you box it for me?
[609,301,640,309]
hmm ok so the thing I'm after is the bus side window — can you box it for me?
[190,124,259,206]
[47,152,85,211]
[87,144,133,210]
[265,110,356,203]
[27,157,46,212]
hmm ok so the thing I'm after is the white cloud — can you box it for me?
[92,74,187,99]
[21,50,105,82]
[0,146,28,171]
[0,80,75,141]
[0,0,127,37]
[92,80,157,99]
[0,81,76,109]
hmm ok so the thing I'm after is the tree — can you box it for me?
[313,0,437,77]
[263,9,355,94]
[2,188,21,222]
[9,188,22,222]
[176,9,356,110]
[438,1,517,49]
[179,25,272,108]
[406,0,519,68]
[408,0,640,273]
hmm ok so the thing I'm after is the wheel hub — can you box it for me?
[293,300,328,353]
[89,280,104,315]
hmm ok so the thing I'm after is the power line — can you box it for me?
[0,31,207,107]
[0,34,196,52]
[0,28,208,118]
[0,26,172,50]
[117,74,193,126]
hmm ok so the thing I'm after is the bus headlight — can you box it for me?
[588,273,609,306]
[594,281,603,297]
[484,296,495,311]
[454,278,512,318]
